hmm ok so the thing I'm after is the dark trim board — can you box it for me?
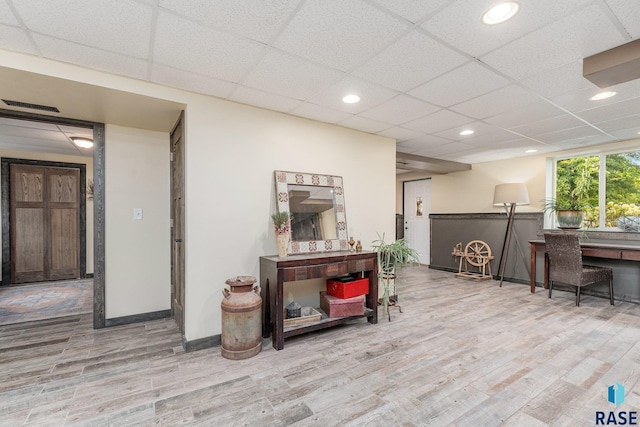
[183,334,222,353]
[104,309,171,327]
[1,157,87,285]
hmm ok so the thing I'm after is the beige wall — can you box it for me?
[184,98,395,340]
[104,125,171,318]
[0,149,94,275]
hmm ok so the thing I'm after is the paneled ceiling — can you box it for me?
[0,0,639,169]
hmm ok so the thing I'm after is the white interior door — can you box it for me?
[403,179,431,265]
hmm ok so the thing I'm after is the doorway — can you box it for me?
[403,179,431,265]
[170,112,185,335]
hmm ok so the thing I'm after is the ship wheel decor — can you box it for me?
[451,240,495,280]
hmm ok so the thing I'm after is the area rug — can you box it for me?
[0,278,93,326]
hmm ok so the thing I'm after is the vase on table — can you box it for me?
[276,232,289,258]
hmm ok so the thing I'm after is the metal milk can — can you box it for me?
[221,276,262,360]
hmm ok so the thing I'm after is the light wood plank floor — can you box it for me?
[1,267,639,426]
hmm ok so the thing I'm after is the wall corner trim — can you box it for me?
[104,309,171,327]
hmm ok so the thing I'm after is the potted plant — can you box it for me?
[543,198,588,229]
[271,211,291,257]
[371,233,419,321]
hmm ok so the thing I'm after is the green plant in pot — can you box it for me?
[543,198,589,229]
[544,157,596,229]
[371,233,419,321]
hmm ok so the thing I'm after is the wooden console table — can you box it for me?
[260,251,378,350]
[529,239,640,293]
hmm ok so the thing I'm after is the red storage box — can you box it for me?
[326,276,369,299]
[320,291,365,318]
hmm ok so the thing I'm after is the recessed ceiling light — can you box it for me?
[459,129,474,136]
[71,137,94,148]
[342,94,360,104]
[590,91,617,101]
[525,149,537,153]
[482,2,520,25]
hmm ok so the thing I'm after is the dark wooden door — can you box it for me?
[10,164,80,283]
[171,112,185,334]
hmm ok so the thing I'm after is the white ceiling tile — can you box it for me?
[402,109,473,133]
[437,127,520,146]
[545,134,617,148]
[151,64,236,99]
[305,77,397,115]
[0,117,58,130]
[481,4,626,81]
[424,0,593,57]
[484,101,567,128]
[520,61,593,99]
[0,24,37,54]
[605,0,640,37]
[154,10,264,82]
[594,114,640,133]
[416,142,473,156]
[397,135,453,151]
[352,30,467,91]
[396,145,417,154]
[409,61,510,107]
[610,129,640,141]
[58,125,93,137]
[0,124,64,140]
[358,95,439,125]
[450,85,539,119]
[377,126,425,142]
[273,0,410,72]
[338,115,392,133]
[434,121,498,139]
[551,86,640,115]
[510,114,587,137]
[243,49,343,100]
[289,103,353,124]
[34,35,148,80]
[574,96,640,123]
[370,0,451,23]
[535,125,604,144]
[0,2,18,25]
[158,0,301,43]
[230,86,302,113]
[12,0,152,58]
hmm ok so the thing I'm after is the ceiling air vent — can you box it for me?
[2,99,60,113]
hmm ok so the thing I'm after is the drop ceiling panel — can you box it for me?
[424,0,592,57]
[575,96,640,123]
[484,101,567,128]
[434,121,500,140]
[358,95,439,125]
[605,0,640,37]
[0,124,66,141]
[371,0,451,24]
[0,117,58,130]
[414,142,473,156]
[521,61,593,99]
[352,30,467,92]
[289,103,353,124]
[33,35,148,80]
[397,135,452,152]
[450,85,540,119]
[481,4,626,81]
[377,126,424,142]
[510,114,587,137]
[305,77,397,115]
[402,109,473,133]
[242,49,343,100]
[536,125,604,144]
[230,86,303,113]
[154,11,264,82]
[0,2,18,26]
[594,114,640,133]
[338,115,392,133]
[409,61,510,107]
[158,0,302,44]
[272,0,410,72]
[12,0,152,58]
[0,25,38,55]
[151,64,237,99]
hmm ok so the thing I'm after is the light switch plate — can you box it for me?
[133,208,143,220]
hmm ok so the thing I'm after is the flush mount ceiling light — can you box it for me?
[459,129,474,136]
[525,149,538,153]
[590,91,617,101]
[342,94,360,104]
[71,137,94,148]
[482,2,519,25]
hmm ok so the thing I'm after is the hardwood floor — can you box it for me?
[1,267,638,426]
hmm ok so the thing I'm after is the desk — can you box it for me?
[260,251,378,350]
[529,239,640,293]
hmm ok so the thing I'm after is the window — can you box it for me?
[554,150,640,231]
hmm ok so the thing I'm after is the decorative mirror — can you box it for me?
[274,170,348,254]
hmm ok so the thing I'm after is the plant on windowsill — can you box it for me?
[543,159,596,229]
[371,233,419,321]
[543,198,589,229]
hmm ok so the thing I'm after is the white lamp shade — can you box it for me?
[493,183,529,205]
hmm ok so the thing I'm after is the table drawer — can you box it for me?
[282,262,349,281]
[582,248,620,259]
[622,250,640,261]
